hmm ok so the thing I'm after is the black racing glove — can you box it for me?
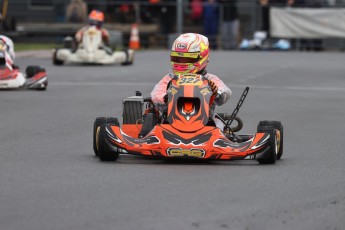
[163,94,168,103]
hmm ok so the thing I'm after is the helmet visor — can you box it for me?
[170,51,200,63]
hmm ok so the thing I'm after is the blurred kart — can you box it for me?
[93,74,284,164]
[53,26,134,66]
[0,51,47,90]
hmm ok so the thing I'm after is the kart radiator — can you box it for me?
[122,94,145,124]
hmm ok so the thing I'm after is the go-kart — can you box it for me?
[53,26,134,66]
[0,51,47,90]
[93,74,283,164]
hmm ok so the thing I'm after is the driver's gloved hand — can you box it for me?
[209,80,218,96]
[163,94,168,103]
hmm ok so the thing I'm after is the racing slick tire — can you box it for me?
[258,121,283,160]
[93,117,120,156]
[97,123,120,161]
[256,125,277,164]
[53,49,64,66]
[121,49,134,66]
[25,66,47,91]
[26,66,45,78]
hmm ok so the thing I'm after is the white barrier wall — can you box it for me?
[270,7,345,38]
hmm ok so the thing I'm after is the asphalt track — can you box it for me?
[1,51,345,230]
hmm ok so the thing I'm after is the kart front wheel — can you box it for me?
[97,124,120,161]
[93,117,120,156]
[53,49,64,66]
[258,121,283,160]
[256,125,277,164]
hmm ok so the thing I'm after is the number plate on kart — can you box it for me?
[177,74,203,86]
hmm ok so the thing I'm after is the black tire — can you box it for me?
[98,124,119,161]
[258,121,284,160]
[26,66,44,79]
[93,117,120,156]
[257,125,277,164]
[53,49,64,66]
[93,117,106,156]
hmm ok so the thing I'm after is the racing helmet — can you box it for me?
[170,33,209,75]
[88,10,105,27]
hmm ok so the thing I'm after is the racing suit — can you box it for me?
[151,70,232,118]
[0,35,16,69]
[0,35,15,61]
[75,26,110,45]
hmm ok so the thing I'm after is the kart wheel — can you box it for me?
[26,66,45,78]
[93,117,120,156]
[257,125,277,164]
[258,121,284,160]
[97,124,119,161]
[53,49,64,66]
[121,49,134,66]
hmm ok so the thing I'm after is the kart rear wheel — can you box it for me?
[258,121,284,160]
[26,66,45,78]
[53,49,64,66]
[97,124,119,161]
[256,125,277,164]
[93,117,120,156]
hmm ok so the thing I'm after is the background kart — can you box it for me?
[0,51,47,90]
[93,74,283,164]
[53,26,134,66]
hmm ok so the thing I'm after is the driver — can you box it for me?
[0,35,17,69]
[152,33,232,119]
[139,33,231,137]
[75,10,110,46]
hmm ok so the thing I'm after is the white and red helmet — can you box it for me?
[170,33,209,75]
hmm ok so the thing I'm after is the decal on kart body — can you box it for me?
[250,133,270,150]
[213,133,270,151]
[166,147,206,158]
[213,138,252,149]
[106,125,160,147]
[162,130,212,146]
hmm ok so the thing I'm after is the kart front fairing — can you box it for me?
[102,123,270,160]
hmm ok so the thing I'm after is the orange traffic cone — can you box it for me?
[129,23,140,50]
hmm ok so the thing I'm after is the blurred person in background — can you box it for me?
[160,0,176,35]
[203,0,219,49]
[219,0,239,50]
[66,0,88,22]
[259,0,295,37]
[191,0,203,24]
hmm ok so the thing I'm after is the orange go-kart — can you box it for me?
[93,74,283,164]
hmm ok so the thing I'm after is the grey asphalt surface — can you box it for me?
[1,51,344,230]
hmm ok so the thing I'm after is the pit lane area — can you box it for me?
[1,51,344,230]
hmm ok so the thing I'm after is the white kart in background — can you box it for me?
[53,26,134,66]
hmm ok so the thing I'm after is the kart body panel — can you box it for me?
[103,123,270,160]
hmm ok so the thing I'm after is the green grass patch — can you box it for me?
[15,43,62,51]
